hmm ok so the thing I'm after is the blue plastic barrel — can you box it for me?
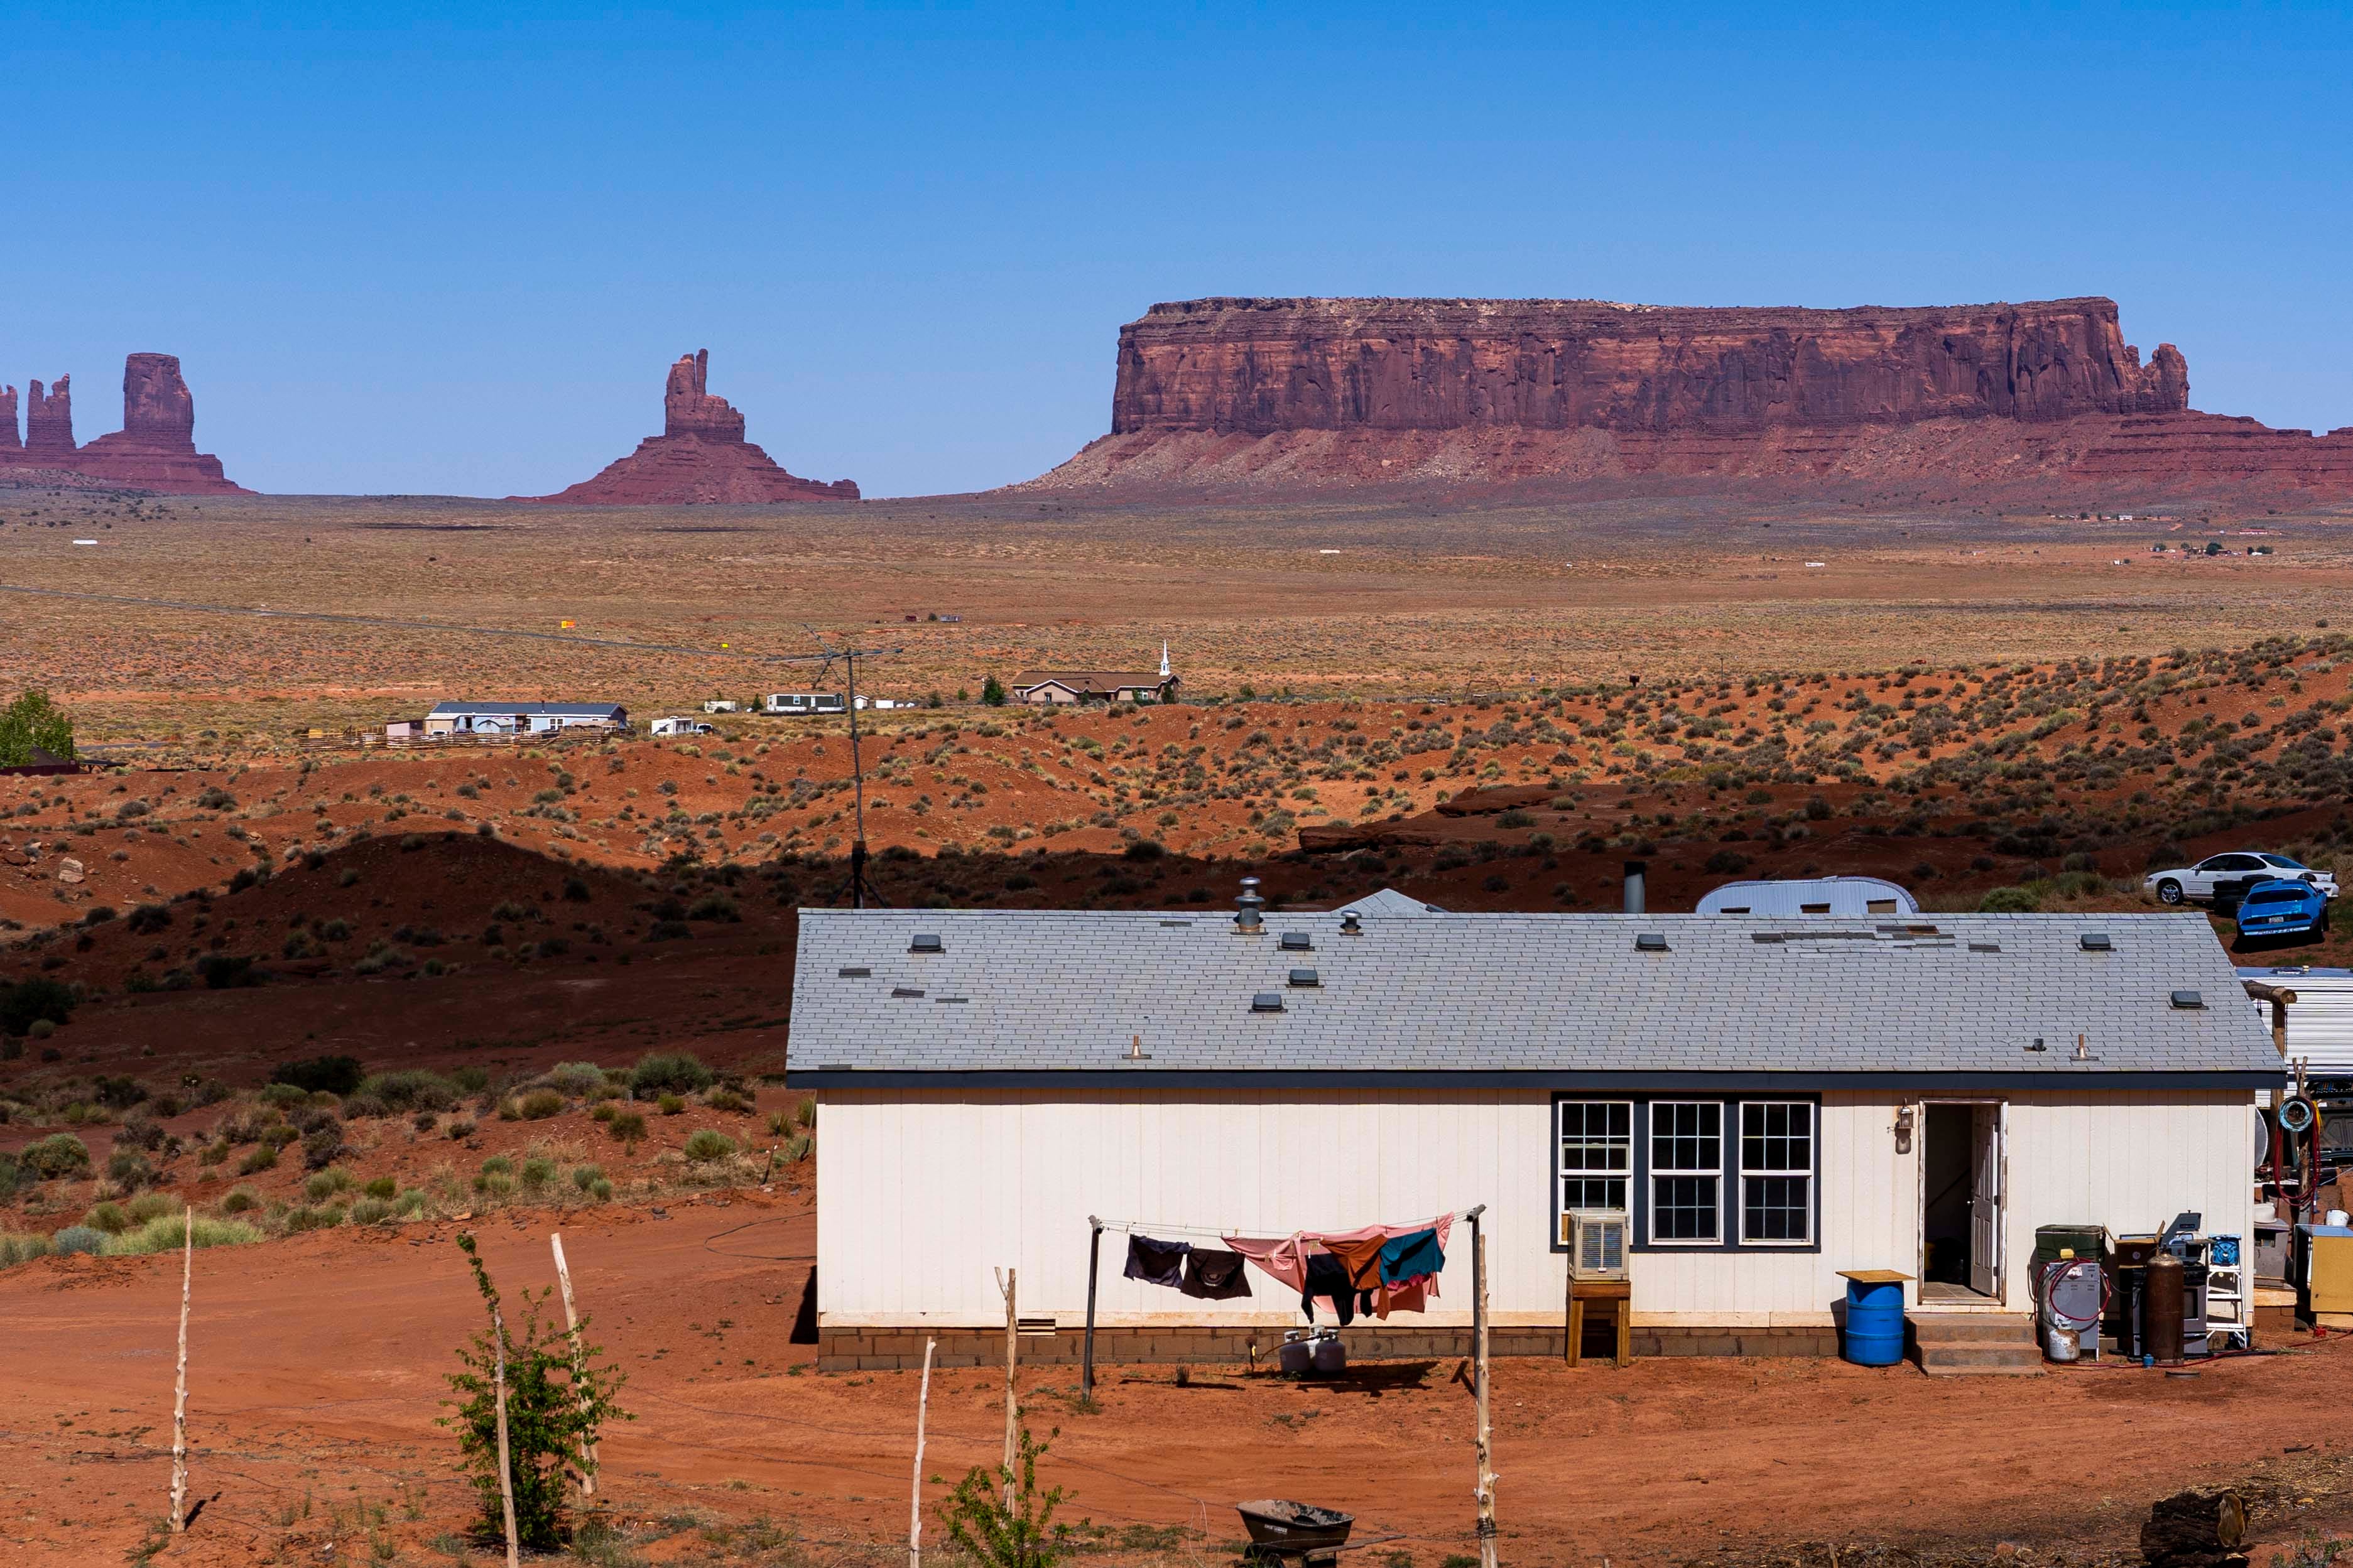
[1843,1278,1905,1366]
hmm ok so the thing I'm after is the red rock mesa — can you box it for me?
[1024,296,2353,497]
[0,355,247,494]
[521,350,859,504]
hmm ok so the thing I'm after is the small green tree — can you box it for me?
[981,676,1008,708]
[440,1233,629,1550]
[940,1424,1068,1568]
[0,689,73,765]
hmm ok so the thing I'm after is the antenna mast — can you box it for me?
[799,627,900,910]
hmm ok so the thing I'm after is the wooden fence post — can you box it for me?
[909,1337,936,1568]
[168,1207,192,1533]
[492,1306,520,1568]
[997,1266,1019,1508]
[550,1234,599,1498]
[1472,1206,1497,1568]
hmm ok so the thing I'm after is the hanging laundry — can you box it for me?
[1122,1233,1191,1289]
[1225,1235,1312,1293]
[1180,1247,1253,1300]
[1381,1227,1443,1287]
[1300,1252,1359,1327]
[1318,1230,1390,1295]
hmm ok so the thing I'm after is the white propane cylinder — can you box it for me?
[2046,1323,2081,1361]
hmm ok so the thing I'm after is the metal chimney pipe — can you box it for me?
[1623,860,1647,915]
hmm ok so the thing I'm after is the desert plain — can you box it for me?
[4,484,2353,1567]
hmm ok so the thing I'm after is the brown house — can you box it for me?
[1011,647,1178,705]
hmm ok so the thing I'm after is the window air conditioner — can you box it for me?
[1567,1210,1629,1281]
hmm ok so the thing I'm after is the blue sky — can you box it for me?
[5,3,2347,497]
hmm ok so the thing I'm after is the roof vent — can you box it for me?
[910,933,943,953]
[2080,933,2112,951]
[1279,931,1313,951]
[1635,933,1669,953]
[837,966,871,978]
[817,1062,852,1072]
[1288,967,1320,988]
[2171,989,2205,1010]
[1234,876,1265,933]
[1251,992,1286,1013]
[1340,914,1362,935]
[892,986,925,998]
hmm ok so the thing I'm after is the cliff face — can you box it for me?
[522,349,859,505]
[23,376,74,456]
[70,354,247,493]
[1111,296,2190,436]
[0,355,247,494]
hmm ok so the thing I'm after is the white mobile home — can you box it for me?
[786,903,2275,1370]
[423,701,627,736]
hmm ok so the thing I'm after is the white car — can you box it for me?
[648,716,716,737]
[2144,852,2338,906]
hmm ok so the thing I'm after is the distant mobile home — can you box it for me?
[423,701,627,736]
[786,899,2273,1370]
[764,692,847,716]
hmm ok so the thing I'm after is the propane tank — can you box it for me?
[2046,1322,2082,1361]
[2146,1250,2187,1365]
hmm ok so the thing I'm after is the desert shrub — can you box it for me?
[447,1118,477,1140]
[607,1111,646,1150]
[1977,885,2041,913]
[219,1186,260,1214]
[514,1089,565,1121]
[629,1051,713,1096]
[442,1233,629,1550]
[0,1150,15,1199]
[477,1172,516,1201]
[20,1133,91,1181]
[94,1074,151,1110]
[128,1192,182,1223]
[569,1164,605,1193]
[394,1189,428,1218]
[546,1062,606,1096]
[197,954,262,990]
[273,1054,364,1096]
[685,892,740,922]
[84,1201,133,1235]
[107,1148,153,1189]
[683,1129,736,1163]
[0,976,75,1036]
[656,1093,685,1117]
[940,1424,1069,1568]
[197,1139,228,1167]
[283,1204,344,1233]
[27,1018,55,1041]
[364,1176,398,1200]
[521,1156,557,1190]
[52,1225,107,1257]
[562,875,591,902]
[350,1196,393,1226]
[126,903,172,934]
[794,1096,817,1128]
[480,1155,514,1177]
[256,1082,308,1111]
[306,1167,357,1201]
[345,1091,393,1119]
[704,1086,751,1114]
[646,919,692,941]
[1704,848,1751,874]
[785,1133,812,1163]
[237,1144,280,1175]
[0,1232,57,1267]
[450,1066,490,1095]
[590,1103,617,1124]
[301,1126,345,1171]
[116,1110,166,1150]
[109,1213,260,1256]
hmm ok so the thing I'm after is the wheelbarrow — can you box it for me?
[1234,1499,1355,1566]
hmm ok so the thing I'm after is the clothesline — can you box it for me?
[1088,1208,1479,1241]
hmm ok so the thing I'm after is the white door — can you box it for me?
[1969,1103,2002,1298]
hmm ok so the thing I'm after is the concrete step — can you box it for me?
[1908,1312,2044,1376]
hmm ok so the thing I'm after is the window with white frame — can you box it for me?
[1648,1100,1722,1243]
[1556,1101,1632,1237]
[1739,1101,1815,1244]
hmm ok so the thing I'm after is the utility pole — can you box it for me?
[791,630,902,909]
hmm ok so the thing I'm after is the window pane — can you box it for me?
[1743,1175,1812,1242]
[1651,1101,1721,1172]
[1560,1101,1633,1174]
[1562,1177,1627,1211]
[1741,1102,1812,1174]
[1653,1175,1720,1241]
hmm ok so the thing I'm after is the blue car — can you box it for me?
[2234,877,2330,939]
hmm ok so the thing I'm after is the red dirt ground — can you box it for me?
[6,1198,2353,1568]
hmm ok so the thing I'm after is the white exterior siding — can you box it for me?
[814,1087,2257,1332]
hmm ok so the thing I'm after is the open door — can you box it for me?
[1968,1103,2002,1299]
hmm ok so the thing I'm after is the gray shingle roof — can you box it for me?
[786,909,2280,1084]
